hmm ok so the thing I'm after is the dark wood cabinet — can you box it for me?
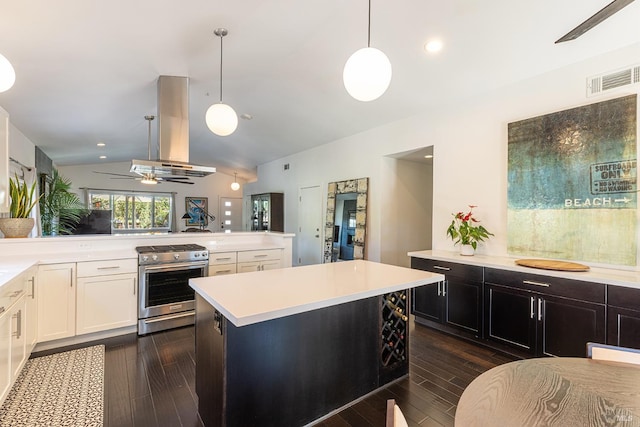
[411,258,483,338]
[485,283,536,353]
[607,286,640,349]
[484,268,606,357]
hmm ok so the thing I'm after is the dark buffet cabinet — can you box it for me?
[411,258,483,338]
[410,256,615,358]
[484,268,606,357]
[607,285,640,348]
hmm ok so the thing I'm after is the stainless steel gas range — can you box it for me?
[136,244,209,335]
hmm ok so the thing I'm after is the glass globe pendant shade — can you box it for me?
[206,102,238,136]
[231,181,240,191]
[0,53,16,93]
[343,47,392,102]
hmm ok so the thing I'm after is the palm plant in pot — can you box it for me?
[446,205,493,255]
[0,175,41,238]
[40,169,88,236]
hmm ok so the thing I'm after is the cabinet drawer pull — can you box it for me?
[523,280,550,287]
[538,298,543,321]
[215,257,232,261]
[29,277,35,299]
[530,297,535,319]
[437,282,441,296]
[432,266,451,271]
[217,269,232,274]
[97,266,121,270]
[12,309,22,339]
[253,254,268,258]
[442,280,447,297]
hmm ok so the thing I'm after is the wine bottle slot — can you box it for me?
[390,310,408,322]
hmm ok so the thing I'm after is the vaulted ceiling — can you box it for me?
[0,0,638,179]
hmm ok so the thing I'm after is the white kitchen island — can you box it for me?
[190,260,444,427]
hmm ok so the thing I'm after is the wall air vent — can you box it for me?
[587,63,640,97]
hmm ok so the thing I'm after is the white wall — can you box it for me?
[58,162,246,232]
[8,123,35,168]
[380,157,432,268]
[246,43,640,265]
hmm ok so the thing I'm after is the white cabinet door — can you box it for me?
[237,261,261,274]
[260,260,282,271]
[76,273,137,335]
[37,263,76,342]
[9,296,26,380]
[24,267,37,353]
[0,308,11,403]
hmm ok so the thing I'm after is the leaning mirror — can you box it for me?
[324,177,368,263]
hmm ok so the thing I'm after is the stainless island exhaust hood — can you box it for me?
[130,76,216,178]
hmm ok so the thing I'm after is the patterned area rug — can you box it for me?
[0,345,104,426]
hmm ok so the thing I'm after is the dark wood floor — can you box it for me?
[32,321,517,427]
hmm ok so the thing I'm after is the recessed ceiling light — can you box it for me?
[99,155,107,159]
[97,142,106,147]
[424,39,443,54]
[424,154,434,159]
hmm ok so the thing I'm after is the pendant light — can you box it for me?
[343,0,392,102]
[141,115,158,185]
[231,172,240,191]
[206,28,238,136]
[0,53,16,93]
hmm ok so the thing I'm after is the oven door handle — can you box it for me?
[142,262,209,272]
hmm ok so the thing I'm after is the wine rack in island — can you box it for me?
[380,290,409,381]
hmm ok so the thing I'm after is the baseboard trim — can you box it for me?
[33,326,137,352]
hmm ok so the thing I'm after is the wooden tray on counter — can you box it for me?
[515,259,590,272]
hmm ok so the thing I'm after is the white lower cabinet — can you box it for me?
[0,270,30,405]
[9,297,26,380]
[209,251,238,277]
[237,249,282,273]
[37,263,76,343]
[0,307,11,403]
[76,273,137,335]
[24,267,37,353]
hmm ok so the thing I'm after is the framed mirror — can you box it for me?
[324,177,368,263]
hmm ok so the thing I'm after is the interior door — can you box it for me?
[297,185,322,266]
[219,197,243,232]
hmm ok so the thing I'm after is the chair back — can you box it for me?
[386,399,409,427]
[586,342,640,365]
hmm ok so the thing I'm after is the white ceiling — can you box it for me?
[0,0,638,179]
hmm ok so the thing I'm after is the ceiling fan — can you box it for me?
[92,170,194,185]
[93,115,194,185]
[555,0,635,43]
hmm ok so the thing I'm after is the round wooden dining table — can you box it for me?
[455,357,640,426]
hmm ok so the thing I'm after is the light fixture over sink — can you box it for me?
[206,28,238,137]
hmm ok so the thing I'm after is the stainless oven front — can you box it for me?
[138,261,208,335]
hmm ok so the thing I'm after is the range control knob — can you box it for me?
[194,253,200,257]
[174,253,180,260]
[151,254,158,261]
[202,252,208,257]
[142,255,149,262]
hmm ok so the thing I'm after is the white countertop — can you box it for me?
[409,250,640,289]
[190,260,445,327]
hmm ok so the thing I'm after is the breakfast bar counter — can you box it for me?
[190,260,444,426]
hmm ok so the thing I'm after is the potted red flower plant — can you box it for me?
[446,205,493,255]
